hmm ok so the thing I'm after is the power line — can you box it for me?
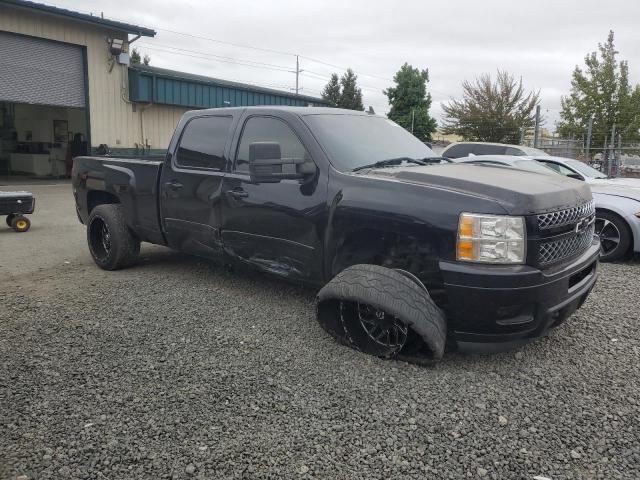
[137,43,293,73]
[138,42,294,71]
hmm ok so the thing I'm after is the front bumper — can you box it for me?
[439,237,600,345]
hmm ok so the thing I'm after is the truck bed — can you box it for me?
[72,156,166,245]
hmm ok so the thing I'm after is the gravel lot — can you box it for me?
[1,183,639,480]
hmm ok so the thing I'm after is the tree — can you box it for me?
[321,73,341,107]
[130,47,150,66]
[338,69,364,110]
[441,70,539,143]
[321,69,363,111]
[558,31,640,145]
[384,63,437,141]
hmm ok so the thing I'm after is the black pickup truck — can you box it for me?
[73,107,599,362]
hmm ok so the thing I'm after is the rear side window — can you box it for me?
[235,116,308,172]
[473,144,507,155]
[505,146,526,155]
[176,116,232,170]
[443,144,474,158]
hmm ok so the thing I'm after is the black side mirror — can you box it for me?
[249,142,315,183]
[566,173,584,181]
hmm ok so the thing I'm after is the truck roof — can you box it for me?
[184,106,371,117]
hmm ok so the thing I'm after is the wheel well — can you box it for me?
[331,228,446,306]
[87,190,120,214]
[596,207,634,253]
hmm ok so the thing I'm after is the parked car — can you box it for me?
[457,155,640,261]
[452,155,557,175]
[441,141,549,159]
[525,155,640,188]
[72,107,599,363]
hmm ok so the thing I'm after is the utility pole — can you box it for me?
[533,105,541,148]
[295,55,300,96]
[411,109,415,134]
[608,123,616,177]
[586,115,593,159]
[519,127,525,145]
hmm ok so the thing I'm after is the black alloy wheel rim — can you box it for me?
[594,217,621,256]
[90,217,111,260]
[351,302,408,348]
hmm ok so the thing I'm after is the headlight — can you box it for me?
[457,213,526,264]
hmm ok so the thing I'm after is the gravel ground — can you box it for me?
[1,183,640,480]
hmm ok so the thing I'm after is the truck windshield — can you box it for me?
[303,114,439,171]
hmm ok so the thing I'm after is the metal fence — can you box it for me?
[523,137,640,178]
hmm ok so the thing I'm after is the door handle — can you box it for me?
[165,180,183,191]
[227,188,248,199]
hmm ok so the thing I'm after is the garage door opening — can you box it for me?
[0,31,89,180]
[0,102,88,178]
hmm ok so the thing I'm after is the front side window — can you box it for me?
[176,116,232,170]
[235,116,309,172]
[538,161,578,177]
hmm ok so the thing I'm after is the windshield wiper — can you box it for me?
[352,157,427,172]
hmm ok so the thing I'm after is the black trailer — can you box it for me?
[0,191,34,232]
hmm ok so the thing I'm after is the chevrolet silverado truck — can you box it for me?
[72,107,600,363]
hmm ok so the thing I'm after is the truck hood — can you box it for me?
[360,163,592,215]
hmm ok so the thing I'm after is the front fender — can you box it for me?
[593,192,640,252]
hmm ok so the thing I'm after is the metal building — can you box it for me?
[0,0,328,178]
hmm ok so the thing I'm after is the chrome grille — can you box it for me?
[537,201,595,230]
[538,224,595,265]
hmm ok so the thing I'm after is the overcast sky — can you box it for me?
[53,0,640,131]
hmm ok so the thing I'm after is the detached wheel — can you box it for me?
[11,215,30,232]
[87,204,140,270]
[317,264,447,361]
[6,214,16,227]
[595,210,631,262]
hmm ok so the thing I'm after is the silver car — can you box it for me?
[456,155,640,262]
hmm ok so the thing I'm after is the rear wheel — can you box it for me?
[594,210,631,262]
[6,214,15,227]
[87,204,140,270]
[11,215,30,232]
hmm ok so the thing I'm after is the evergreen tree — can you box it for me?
[130,48,150,66]
[384,63,437,141]
[321,73,341,107]
[338,69,364,110]
[558,31,640,145]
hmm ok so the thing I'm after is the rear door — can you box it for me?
[220,114,327,281]
[159,115,233,258]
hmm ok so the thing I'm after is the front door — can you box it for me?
[221,115,327,281]
[159,115,233,259]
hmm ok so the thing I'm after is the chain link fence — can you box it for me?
[523,137,640,178]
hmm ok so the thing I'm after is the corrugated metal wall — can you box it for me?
[0,5,188,151]
[128,69,324,109]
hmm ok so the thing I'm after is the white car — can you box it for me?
[526,155,640,188]
[456,155,640,262]
[441,141,549,158]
